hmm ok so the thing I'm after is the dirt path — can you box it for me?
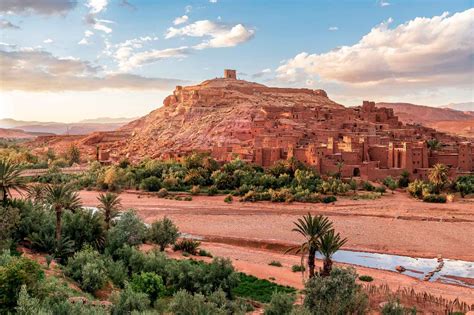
[79,190,474,261]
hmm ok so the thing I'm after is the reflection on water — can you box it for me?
[316,250,474,288]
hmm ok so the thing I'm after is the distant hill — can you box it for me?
[0,117,136,135]
[0,128,54,139]
[441,102,473,112]
[375,102,474,138]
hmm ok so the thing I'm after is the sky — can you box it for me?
[0,0,473,122]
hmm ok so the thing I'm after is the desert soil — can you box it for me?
[78,190,474,303]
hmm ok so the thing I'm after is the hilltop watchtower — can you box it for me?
[224,69,237,79]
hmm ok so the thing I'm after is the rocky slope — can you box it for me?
[112,78,342,160]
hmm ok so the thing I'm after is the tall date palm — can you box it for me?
[97,192,122,230]
[319,229,347,277]
[286,213,332,278]
[0,159,26,205]
[44,184,82,242]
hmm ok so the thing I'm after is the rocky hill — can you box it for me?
[375,102,474,137]
[110,78,341,160]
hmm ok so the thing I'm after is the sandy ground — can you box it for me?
[77,190,474,304]
[79,190,474,261]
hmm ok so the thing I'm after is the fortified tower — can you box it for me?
[224,69,237,79]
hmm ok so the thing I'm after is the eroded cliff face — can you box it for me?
[112,78,342,160]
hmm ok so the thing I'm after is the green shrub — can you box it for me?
[303,268,368,315]
[198,249,213,258]
[291,264,305,272]
[131,272,165,302]
[322,195,337,203]
[351,192,381,200]
[0,254,44,310]
[106,210,147,256]
[422,194,446,203]
[184,196,193,201]
[140,176,161,192]
[268,260,282,267]
[110,283,150,314]
[362,181,375,191]
[375,186,386,194]
[264,291,296,315]
[148,216,179,251]
[455,175,474,197]
[380,299,415,315]
[358,275,373,282]
[106,259,128,288]
[407,179,425,198]
[207,185,218,196]
[398,171,410,188]
[233,273,296,303]
[64,246,108,293]
[269,189,294,202]
[173,239,201,255]
[168,290,226,315]
[224,194,233,203]
[62,208,106,251]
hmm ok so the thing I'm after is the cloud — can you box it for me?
[378,0,390,7]
[86,0,108,14]
[166,20,255,49]
[173,15,189,25]
[276,9,474,91]
[0,48,186,91]
[120,0,136,10]
[43,38,53,44]
[78,30,94,45]
[185,5,192,13]
[252,68,271,78]
[0,19,20,29]
[209,0,218,3]
[117,46,190,72]
[328,26,338,31]
[0,0,77,15]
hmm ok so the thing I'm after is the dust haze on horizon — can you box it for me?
[1,0,473,122]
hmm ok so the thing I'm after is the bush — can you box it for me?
[398,171,410,188]
[190,185,200,195]
[140,176,161,192]
[131,272,165,302]
[198,249,213,258]
[381,299,411,315]
[407,179,425,199]
[156,188,168,198]
[62,208,106,251]
[268,260,282,267]
[358,275,373,282]
[362,181,375,191]
[106,210,147,256]
[173,239,201,255]
[0,254,44,309]
[224,194,233,203]
[148,217,179,251]
[264,291,296,315]
[422,194,446,203]
[375,186,386,194]
[322,195,337,204]
[455,175,474,197]
[208,185,218,196]
[64,246,108,293]
[106,259,128,288]
[303,268,368,315]
[110,283,150,314]
[168,290,226,315]
[291,264,305,272]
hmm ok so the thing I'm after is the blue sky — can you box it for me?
[1,0,473,122]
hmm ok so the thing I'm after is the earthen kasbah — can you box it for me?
[45,69,473,181]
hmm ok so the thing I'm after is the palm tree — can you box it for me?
[27,184,45,203]
[335,161,344,179]
[44,184,82,242]
[0,159,26,205]
[286,213,333,278]
[319,229,347,277]
[97,192,122,230]
[428,163,449,194]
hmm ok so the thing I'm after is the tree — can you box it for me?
[26,184,45,203]
[428,163,449,194]
[0,159,26,205]
[67,144,81,165]
[44,184,81,242]
[97,192,121,230]
[318,229,347,277]
[148,216,179,251]
[335,161,344,179]
[426,139,441,151]
[286,213,332,278]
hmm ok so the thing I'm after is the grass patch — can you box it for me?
[291,264,305,272]
[358,275,373,282]
[233,273,296,303]
[268,261,282,267]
